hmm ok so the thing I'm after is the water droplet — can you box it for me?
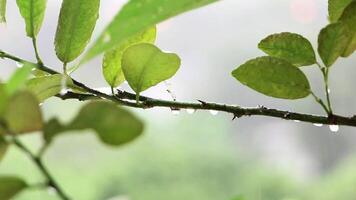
[210,110,219,115]
[313,123,323,127]
[329,125,339,133]
[172,110,180,115]
[16,62,24,68]
[47,187,56,196]
[186,109,195,114]
[60,75,68,95]
[327,89,331,94]
[294,120,301,123]
[103,33,111,43]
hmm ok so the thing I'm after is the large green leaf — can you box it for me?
[103,27,157,88]
[328,0,353,22]
[258,32,316,66]
[318,22,349,67]
[82,0,219,63]
[3,91,43,134]
[231,56,310,99]
[339,1,356,57]
[5,62,35,95]
[16,0,47,38]
[54,0,100,64]
[26,74,73,102]
[0,176,27,200]
[44,101,144,146]
[122,43,180,99]
[0,0,6,23]
[0,136,7,162]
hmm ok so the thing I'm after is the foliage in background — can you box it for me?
[0,0,355,199]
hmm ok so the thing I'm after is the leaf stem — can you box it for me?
[31,37,43,65]
[12,138,71,200]
[311,91,329,114]
[317,62,333,115]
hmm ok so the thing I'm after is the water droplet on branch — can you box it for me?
[210,110,219,115]
[313,123,323,127]
[329,125,339,133]
[16,62,24,68]
[186,109,195,114]
[171,110,180,116]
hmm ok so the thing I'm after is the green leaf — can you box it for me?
[103,27,157,88]
[0,136,8,162]
[16,0,47,38]
[339,1,356,57]
[3,91,43,134]
[0,176,27,200]
[5,62,35,95]
[54,0,100,64]
[82,0,219,64]
[44,101,144,146]
[122,43,180,99]
[258,32,316,66]
[231,56,310,99]
[0,0,6,23]
[26,74,73,102]
[318,22,349,67]
[328,0,354,22]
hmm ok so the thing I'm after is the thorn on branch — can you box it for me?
[197,100,207,106]
[232,113,243,120]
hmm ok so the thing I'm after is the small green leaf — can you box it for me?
[16,0,47,38]
[44,101,144,146]
[122,43,180,99]
[328,0,353,22]
[0,136,8,162]
[231,56,310,99]
[0,176,27,200]
[103,27,157,88]
[318,22,349,67]
[3,91,43,134]
[0,0,6,23]
[5,62,35,95]
[258,32,316,66]
[339,1,356,57]
[54,0,100,63]
[26,74,73,102]
[82,0,219,64]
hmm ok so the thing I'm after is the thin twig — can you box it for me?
[12,138,71,200]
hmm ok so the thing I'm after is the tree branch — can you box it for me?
[1,50,356,127]
[12,138,71,200]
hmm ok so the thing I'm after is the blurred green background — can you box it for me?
[1,0,356,199]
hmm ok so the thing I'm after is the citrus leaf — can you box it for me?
[5,62,35,95]
[16,0,47,38]
[258,32,316,66]
[26,74,73,102]
[328,0,353,22]
[103,27,157,88]
[122,43,180,99]
[44,101,144,146]
[3,91,43,134]
[318,22,349,67]
[81,0,219,64]
[231,56,310,99]
[0,136,8,163]
[0,176,27,200]
[0,0,6,23]
[339,1,356,57]
[54,0,100,63]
